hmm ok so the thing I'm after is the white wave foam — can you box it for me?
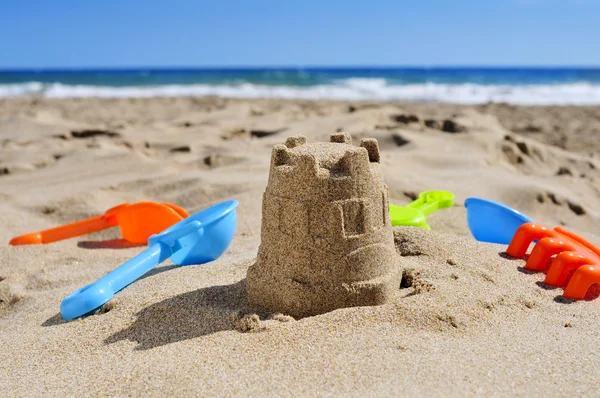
[2,79,600,105]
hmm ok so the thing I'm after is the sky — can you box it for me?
[0,0,598,68]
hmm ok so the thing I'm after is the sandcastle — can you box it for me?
[246,132,401,318]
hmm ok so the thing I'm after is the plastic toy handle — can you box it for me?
[104,242,172,293]
[60,242,171,320]
[148,220,203,248]
[9,215,117,245]
[555,227,600,257]
[388,204,405,215]
[408,191,454,217]
[76,222,203,296]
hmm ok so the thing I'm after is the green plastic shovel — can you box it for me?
[389,191,454,229]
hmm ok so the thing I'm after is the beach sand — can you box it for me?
[1,97,600,396]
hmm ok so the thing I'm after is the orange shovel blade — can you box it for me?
[115,202,190,244]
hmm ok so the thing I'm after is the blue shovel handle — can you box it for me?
[148,220,202,247]
[60,220,205,320]
[60,243,169,320]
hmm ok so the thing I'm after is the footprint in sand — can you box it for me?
[220,127,288,140]
[424,118,467,133]
[391,133,410,147]
[0,279,23,314]
[201,153,243,169]
[54,129,121,140]
[169,145,192,153]
[390,114,420,124]
[501,135,545,167]
[166,153,244,170]
[0,153,65,177]
[140,142,194,157]
[536,191,587,216]
[52,128,138,152]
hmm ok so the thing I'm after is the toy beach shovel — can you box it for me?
[60,200,238,320]
[389,191,454,229]
[464,197,533,245]
[9,202,189,246]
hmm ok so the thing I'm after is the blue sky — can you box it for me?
[0,0,598,68]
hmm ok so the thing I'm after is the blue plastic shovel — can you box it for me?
[60,200,239,320]
[464,197,533,245]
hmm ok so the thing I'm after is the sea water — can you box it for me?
[1,67,600,104]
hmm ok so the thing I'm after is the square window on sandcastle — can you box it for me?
[246,133,402,318]
[341,199,367,237]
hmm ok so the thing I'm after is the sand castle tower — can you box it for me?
[246,133,400,318]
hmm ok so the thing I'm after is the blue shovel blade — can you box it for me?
[464,197,533,245]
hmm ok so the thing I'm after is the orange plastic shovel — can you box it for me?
[9,202,189,246]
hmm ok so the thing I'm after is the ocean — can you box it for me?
[1,67,600,105]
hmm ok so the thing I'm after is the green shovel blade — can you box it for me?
[389,190,454,229]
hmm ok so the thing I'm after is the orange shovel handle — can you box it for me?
[9,215,117,245]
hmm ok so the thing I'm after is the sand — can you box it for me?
[1,97,600,396]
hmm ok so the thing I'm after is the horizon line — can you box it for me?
[1,65,600,72]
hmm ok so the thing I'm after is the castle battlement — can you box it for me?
[267,133,385,202]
